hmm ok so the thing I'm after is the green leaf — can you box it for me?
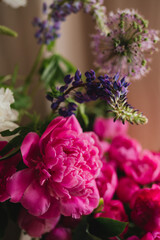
[0,25,18,37]
[88,217,128,238]
[0,147,20,161]
[47,40,55,51]
[0,127,21,137]
[11,65,18,86]
[11,92,31,111]
[39,54,76,89]
[0,75,11,84]
[72,217,93,240]
[79,104,89,127]
[0,126,34,159]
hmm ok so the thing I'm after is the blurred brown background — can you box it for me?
[0,0,160,154]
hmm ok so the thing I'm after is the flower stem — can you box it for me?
[24,44,45,92]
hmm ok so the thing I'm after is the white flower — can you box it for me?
[0,88,18,141]
[2,0,27,8]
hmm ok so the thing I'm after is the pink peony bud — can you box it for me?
[131,188,160,232]
[108,135,141,168]
[93,117,128,140]
[116,177,140,203]
[123,150,160,185]
[45,226,71,240]
[96,200,128,222]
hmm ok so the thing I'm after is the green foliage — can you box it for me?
[72,215,128,240]
[0,25,18,37]
[88,217,128,239]
[11,90,31,111]
[72,217,92,240]
[39,54,76,89]
[78,104,89,127]
[0,126,34,160]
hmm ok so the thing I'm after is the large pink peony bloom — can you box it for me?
[0,141,21,202]
[131,188,160,232]
[93,117,128,140]
[7,116,102,219]
[18,208,60,237]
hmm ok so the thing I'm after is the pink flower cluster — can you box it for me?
[94,117,160,240]
[0,115,102,238]
[1,116,160,239]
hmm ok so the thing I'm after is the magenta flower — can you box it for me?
[131,188,160,232]
[0,141,21,202]
[94,117,128,140]
[96,199,128,223]
[108,135,141,168]
[7,115,102,219]
[92,9,159,79]
[140,233,154,240]
[96,161,118,202]
[45,226,71,240]
[18,208,60,237]
[123,150,160,185]
[127,236,140,240]
[116,177,140,203]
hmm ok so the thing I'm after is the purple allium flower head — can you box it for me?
[92,9,159,80]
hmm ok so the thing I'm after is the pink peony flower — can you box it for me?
[0,141,21,202]
[127,236,140,240]
[96,200,128,222]
[131,188,160,232]
[7,115,102,219]
[18,208,60,237]
[140,233,154,240]
[108,135,141,168]
[45,226,71,240]
[116,177,140,203]
[93,117,128,140]
[123,150,160,185]
[96,161,118,202]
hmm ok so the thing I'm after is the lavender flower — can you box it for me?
[46,69,148,124]
[33,0,108,45]
[33,0,82,45]
[92,9,159,79]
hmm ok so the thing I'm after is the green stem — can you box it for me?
[24,44,45,92]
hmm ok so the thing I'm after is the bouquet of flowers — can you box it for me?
[0,1,160,240]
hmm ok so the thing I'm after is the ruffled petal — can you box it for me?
[21,132,40,167]
[40,198,60,219]
[21,180,50,216]
[7,168,34,202]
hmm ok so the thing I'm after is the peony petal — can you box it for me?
[40,198,60,219]
[7,168,34,202]
[21,132,41,167]
[18,208,60,238]
[64,115,82,134]
[21,180,50,216]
